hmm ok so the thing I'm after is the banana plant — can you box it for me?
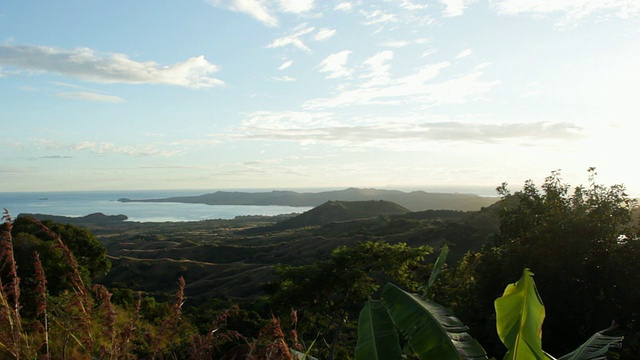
[494,268,547,360]
[356,267,623,360]
[495,269,623,360]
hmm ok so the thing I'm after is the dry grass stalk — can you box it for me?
[188,305,245,359]
[152,276,187,359]
[33,252,50,360]
[93,284,118,359]
[0,209,25,359]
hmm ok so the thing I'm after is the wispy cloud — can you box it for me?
[318,50,353,79]
[35,155,73,160]
[36,139,180,157]
[0,45,224,88]
[206,0,279,27]
[360,9,399,25]
[56,91,125,103]
[278,0,314,13]
[397,0,428,11]
[379,38,429,48]
[334,2,354,12]
[277,60,293,70]
[313,28,337,41]
[69,141,181,157]
[267,24,315,52]
[272,75,297,82]
[206,0,315,27]
[439,0,476,17]
[306,58,499,109]
[455,48,472,58]
[229,111,583,145]
[361,50,393,87]
[493,0,640,20]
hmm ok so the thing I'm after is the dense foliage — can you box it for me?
[268,241,431,359]
[434,169,640,358]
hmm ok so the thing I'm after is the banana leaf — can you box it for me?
[494,268,549,360]
[355,299,403,360]
[381,283,488,360]
[424,243,449,298]
[555,326,623,360]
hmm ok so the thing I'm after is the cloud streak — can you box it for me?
[266,24,315,52]
[206,0,315,27]
[306,60,498,109]
[0,45,224,88]
[56,91,125,103]
[493,0,640,20]
[228,111,583,145]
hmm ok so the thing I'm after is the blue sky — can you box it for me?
[1,0,639,194]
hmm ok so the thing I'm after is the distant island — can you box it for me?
[118,187,498,212]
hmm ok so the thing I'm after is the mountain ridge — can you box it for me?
[118,187,498,211]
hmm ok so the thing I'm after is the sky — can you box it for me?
[1,1,639,195]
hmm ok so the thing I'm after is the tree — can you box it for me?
[1,216,111,312]
[268,241,431,360]
[434,169,639,357]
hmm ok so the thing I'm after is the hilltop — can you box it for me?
[118,187,498,211]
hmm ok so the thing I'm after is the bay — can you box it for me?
[0,190,312,223]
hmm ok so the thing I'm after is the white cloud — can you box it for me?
[397,0,428,11]
[334,2,354,12]
[455,48,472,58]
[318,50,353,79]
[314,28,336,41]
[439,0,476,17]
[206,0,316,27]
[380,38,429,48]
[37,138,182,157]
[229,111,583,145]
[360,9,399,25]
[380,40,410,48]
[206,0,279,27]
[69,141,180,157]
[493,0,640,20]
[0,45,224,88]
[278,0,314,13]
[267,24,315,52]
[56,91,125,103]
[272,75,297,82]
[361,51,393,87]
[306,59,499,109]
[278,60,293,70]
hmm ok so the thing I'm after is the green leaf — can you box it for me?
[381,283,488,360]
[424,243,449,298]
[494,268,549,360]
[556,326,623,360]
[355,299,403,360]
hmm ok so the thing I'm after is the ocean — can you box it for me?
[0,190,312,223]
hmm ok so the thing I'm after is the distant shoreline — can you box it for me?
[116,187,499,212]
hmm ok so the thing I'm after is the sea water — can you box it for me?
[0,190,312,223]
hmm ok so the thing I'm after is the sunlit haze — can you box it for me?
[2,1,639,194]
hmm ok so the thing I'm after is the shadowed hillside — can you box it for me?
[266,200,410,230]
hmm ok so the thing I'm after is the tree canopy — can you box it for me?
[435,169,640,357]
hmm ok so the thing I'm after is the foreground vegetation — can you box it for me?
[1,169,638,359]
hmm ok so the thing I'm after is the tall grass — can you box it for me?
[0,211,307,359]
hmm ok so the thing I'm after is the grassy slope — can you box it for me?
[92,200,500,305]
